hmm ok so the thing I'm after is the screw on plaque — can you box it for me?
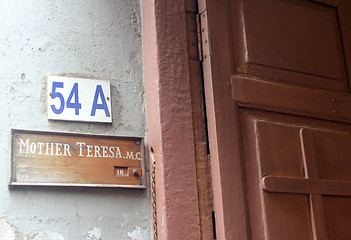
[49,93,53,97]
[106,97,110,101]
[133,169,140,177]
[135,140,141,145]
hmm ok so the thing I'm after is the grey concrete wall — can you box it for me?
[0,0,149,239]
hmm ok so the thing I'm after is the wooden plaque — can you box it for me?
[9,129,145,188]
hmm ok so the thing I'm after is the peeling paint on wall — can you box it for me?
[0,217,65,240]
[87,227,102,240]
[0,217,23,240]
[127,227,149,240]
[26,231,64,240]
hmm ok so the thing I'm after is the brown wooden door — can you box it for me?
[199,0,351,239]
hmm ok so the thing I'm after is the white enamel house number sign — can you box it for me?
[47,76,112,123]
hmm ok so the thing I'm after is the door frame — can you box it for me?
[142,0,213,239]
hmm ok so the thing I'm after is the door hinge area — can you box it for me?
[212,211,217,240]
[196,10,210,62]
[196,14,203,61]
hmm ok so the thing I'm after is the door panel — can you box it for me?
[231,0,349,91]
[241,110,351,240]
[254,121,305,178]
[324,197,351,240]
[201,0,351,239]
[263,193,314,240]
[313,130,351,181]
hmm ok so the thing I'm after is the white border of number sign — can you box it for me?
[47,75,112,123]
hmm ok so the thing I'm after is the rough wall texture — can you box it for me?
[0,0,149,239]
[142,0,202,239]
